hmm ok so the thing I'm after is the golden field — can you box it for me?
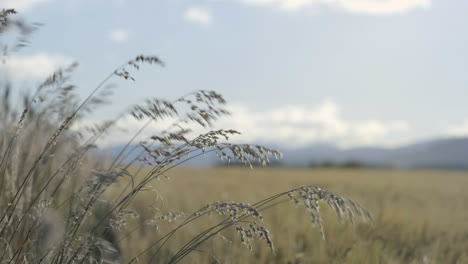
[116,168,468,264]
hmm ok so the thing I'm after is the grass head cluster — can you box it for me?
[0,9,371,263]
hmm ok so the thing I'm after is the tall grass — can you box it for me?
[0,9,371,263]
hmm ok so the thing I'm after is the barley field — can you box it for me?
[116,167,468,264]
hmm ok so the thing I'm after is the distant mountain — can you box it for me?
[103,137,468,170]
[281,137,468,170]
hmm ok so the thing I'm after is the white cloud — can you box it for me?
[240,0,316,10]
[96,99,410,149]
[1,0,51,11]
[215,100,410,147]
[239,0,430,14]
[183,7,213,26]
[109,29,129,42]
[0,53,74,80]
[351,119,409,145]
[339,0,430,14]
[445,120,468,137]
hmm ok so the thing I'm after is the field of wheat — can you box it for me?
[112,167,468,264]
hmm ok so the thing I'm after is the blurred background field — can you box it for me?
[116,168,468,263]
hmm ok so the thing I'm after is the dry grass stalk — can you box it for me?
[0,9,372,264]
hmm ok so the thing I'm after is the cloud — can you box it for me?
[95,99,410,149]
[1,0,51,11]
[351,119,409,145]
[215,100,410,148]
[0,53,74,80]
[339,0,430,14]
[238,0,430,14]
[183,7,213,26]
[109,29,129,42]
[240,0,314,10]
[445,120,468,137]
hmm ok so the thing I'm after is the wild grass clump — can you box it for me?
[0,9,372,263]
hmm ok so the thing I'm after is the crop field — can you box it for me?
[115,168,468,263]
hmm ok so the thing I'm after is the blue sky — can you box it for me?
[2,0,468,148]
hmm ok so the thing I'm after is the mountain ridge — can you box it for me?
[103,136,468,170]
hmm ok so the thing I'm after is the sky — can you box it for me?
[1,0,468,149]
